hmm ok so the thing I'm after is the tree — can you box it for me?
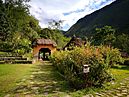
[0,0,30,41]
[48,20,63,30]
[22,15,40,41]
[114,34,129,53]
[93,26,116,46]
[0,0,40,54]
[39,28,52,39]
[39,28,70,48]
[38,20,70,48]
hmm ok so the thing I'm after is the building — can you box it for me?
[63,36,86,50]
[32,38,57,61]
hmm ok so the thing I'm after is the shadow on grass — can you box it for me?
[12,61,73,96]
[112,65,129,71]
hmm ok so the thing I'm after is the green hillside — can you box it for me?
[66,0,129,37]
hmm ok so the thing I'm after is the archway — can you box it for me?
[38,48,51,61]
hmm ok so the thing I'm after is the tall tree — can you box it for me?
[93,26,116,46]
[0,0,30,41]
[114,34,129,53]
[0,0,41,54]
[39,20,70,48]
[48,20,63,30]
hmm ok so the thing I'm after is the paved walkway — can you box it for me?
[84,77,129,97]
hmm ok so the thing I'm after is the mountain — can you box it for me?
[65,0,129,37]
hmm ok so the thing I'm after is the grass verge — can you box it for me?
[0,64,32,97]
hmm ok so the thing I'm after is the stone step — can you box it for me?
[0,57,27,61]
[0,60,32,64]
[0,55,22,57]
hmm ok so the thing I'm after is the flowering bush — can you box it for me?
[50,44,124,89]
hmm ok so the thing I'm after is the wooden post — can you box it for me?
[83,64,90,87]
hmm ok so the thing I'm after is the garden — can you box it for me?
[1,43,129,97]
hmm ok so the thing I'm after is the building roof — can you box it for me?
[32,38,57,47]
[63,36,86,50]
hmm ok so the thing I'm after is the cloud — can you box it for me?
[29,0,115,31]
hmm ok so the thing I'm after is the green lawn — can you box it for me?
[111,65,129,80]
[106,65,129,88]
[0,63,129,97]
[0,64,32,97]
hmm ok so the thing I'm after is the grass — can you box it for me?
[0,52,12,56]
[111,65,129,80]
[9,62,71,97]
[0,64,33,97]
[1,62,129,97]
[105,65,129,88]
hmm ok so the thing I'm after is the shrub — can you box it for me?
[124,58,129,65]
[23,53,33,60]
[50,45,124,89]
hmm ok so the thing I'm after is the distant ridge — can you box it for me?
[66,0,129,37]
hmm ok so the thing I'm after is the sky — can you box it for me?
[29,0,115,31]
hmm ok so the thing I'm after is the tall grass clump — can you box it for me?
[50,44,124,89]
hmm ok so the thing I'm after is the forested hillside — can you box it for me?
[66,0,129,37]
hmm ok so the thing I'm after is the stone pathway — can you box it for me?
[83,77,129,97]
[5,62,70,97]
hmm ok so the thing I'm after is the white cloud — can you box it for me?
[29,0,115,31]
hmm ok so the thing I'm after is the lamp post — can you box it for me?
[83,64,90,73]
[83,64,90,87]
